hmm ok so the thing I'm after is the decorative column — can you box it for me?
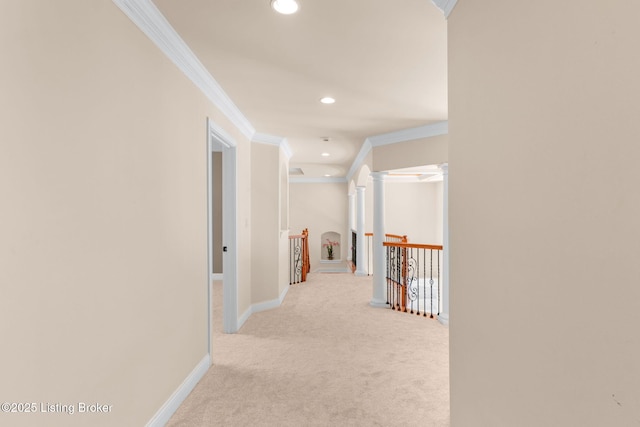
[439,164,449,326]
[347,192,355,261]
[370,172,388,307]
[355,186,367,276]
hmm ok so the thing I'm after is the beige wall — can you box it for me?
[251,143,285,304]
[385,181,442,245]
[290,183,349,270]
[278,149,291,295]
[449,1,640,425]
[372,134,448,172]
[0,1,252,425]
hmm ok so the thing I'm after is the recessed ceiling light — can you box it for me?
[320,97,335,104]
[271,0,299,15]
[321,152,330,157]
[324,174,332,177]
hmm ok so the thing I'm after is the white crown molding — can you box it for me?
[346,121,448,183]
[112,0,255,140]
[252,133,293,159]
[368,121,448,147]
[431,0,458,18]
[146,354,210,427]
[346,139,373,182]
[290,177,348,184]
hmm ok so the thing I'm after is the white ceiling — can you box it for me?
[153,0,448,179]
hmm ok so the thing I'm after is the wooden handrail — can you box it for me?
[383,242,443,250]
[302,228,310,278]
[363,233,408,241]
[288,228,310,284]
[385,233,407,242]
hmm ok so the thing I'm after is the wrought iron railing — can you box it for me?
[289,229,310,285]
[351,229,357,269]
[384,241,443,318]
[364,233,407,275]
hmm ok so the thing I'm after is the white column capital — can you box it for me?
[370,171,388,181]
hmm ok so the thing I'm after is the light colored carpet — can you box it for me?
[167,273,450,426]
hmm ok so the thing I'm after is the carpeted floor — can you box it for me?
[167,272,450,426]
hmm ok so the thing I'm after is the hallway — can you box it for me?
[167,273,450,426]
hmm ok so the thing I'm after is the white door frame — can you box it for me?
[207,118,239,355]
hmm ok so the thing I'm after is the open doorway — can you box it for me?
[211,151,223,281]
[207,118,239,358]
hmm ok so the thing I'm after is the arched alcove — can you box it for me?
[320,231,341,261]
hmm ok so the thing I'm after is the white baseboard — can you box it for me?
[146,354,210,427]
[237,305,252,330]
[236,284,290,330]
[438,313,449,327]
[253,285,289,314]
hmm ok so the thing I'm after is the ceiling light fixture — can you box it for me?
[271,0,299,15]
[321,152,330,157]
[320,97,335,104]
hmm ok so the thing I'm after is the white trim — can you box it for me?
[431,0,458,18]
[438,313,449,326]
[235,285,290,330]
[145,354,210,427]
[368,121,448,147]
[222,144,239,333]
[252,285,290,314]
[346,139,372,182]
[207,118,239,334]
[211,273,223,281]
[209,119,236,148]
[206,122,213,355]
[290,176,348,184]
[252,133,293,159]
[346,121,448,183]
[112,0,255,140]
[237,306,252,331]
